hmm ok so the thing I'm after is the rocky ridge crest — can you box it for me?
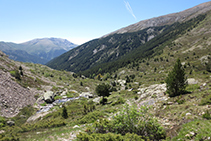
[103,1,211,37]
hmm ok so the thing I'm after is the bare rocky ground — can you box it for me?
[0,51,55,117]
[0,70,35,117]
[0,51,33,117]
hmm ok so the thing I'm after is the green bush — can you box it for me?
[111,105,166,140]
[80,105,166,140]
[202,110,211,120]
[77,111,104,124]
[10,70,21,80]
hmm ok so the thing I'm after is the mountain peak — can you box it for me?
[0,37,78,64]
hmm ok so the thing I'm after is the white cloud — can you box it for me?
[124,1,137,20]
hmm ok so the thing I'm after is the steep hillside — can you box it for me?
[0,38,77,64]
[0,51,36,117]
[47,1,211,76]
[47,25,169,72]
[0,49,99,118]
[104,1,211,36]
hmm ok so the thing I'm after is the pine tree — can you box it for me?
[62,105,68,119]
[95,83,110,105]
[165,59,187,97]
[19,66,23,76]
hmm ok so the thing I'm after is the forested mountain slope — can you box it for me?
[47,1,211,76]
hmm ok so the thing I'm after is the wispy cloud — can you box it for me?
[124,1,137,20]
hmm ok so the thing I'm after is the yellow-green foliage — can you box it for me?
[12,105,35,126]
[111,96,125,106]
[77,111,104,124]
[79,105,166,140]
[10,70,21,80]
[77,132,145,141]
[0,116,6,128]
[20,118,66,132]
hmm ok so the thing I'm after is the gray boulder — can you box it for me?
[93,97,101,103]
[80,92,93,98]
[7,120,15,126]
[43,91,55,103]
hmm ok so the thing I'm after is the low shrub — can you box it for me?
[12,105,35,126]
[111,97,125,106]
[79,105,166,140]
[20,118,66,132]
[200,94,211,105]
[10,70,21,80]
[0,116,6,128]
[77,111,104,124]
[77,132,145,141]
[83,103,96,115]
[202,110,211,120]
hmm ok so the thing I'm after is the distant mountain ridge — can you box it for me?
[0,38,77,64]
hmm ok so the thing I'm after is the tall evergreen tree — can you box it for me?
[165,59,187,97]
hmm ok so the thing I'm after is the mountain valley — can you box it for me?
[0,1,211,141]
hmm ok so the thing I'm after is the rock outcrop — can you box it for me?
[136,84,168,107]
[80,92,94,98]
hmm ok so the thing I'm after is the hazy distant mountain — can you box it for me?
[0,38,77,64]
[46,1,211,76]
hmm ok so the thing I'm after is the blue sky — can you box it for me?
[0,0,210,45]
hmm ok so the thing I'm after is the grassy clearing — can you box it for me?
[171,119,211,141]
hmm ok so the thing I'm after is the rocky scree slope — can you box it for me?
[0,50,61,118]
[0,51,36,117]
